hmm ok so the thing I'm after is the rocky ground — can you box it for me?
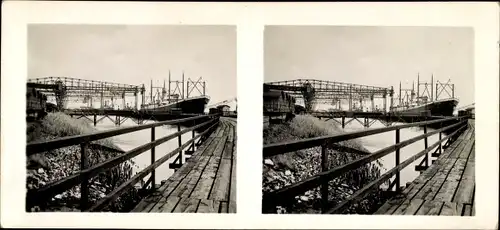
[262,115,389,214]
[26,112,141,212]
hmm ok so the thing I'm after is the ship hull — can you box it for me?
[392,99,459,117]
[142,96,210,114]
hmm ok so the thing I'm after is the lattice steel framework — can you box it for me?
[28,76,145,110]
[265,79,394,112]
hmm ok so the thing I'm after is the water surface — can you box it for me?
[340,119,444,190]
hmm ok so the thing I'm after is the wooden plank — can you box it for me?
[193,136,215,156]
[445,135,463,150]
[169,156,211,198]
[201,135,222,156]
[401,198,425,215]
[132,193,162,212]
[376,136,464,215]
[172,197,200,213]
[208,158,232,201]
[222,139,234,160]
[440,201,463,216]
[197,199,219,213]
[414,158,458,200]
[158,196,181,212]
[232,142,237,160]
[226,121,235,139]
[149,197,167,212]
[468,144,475,162]
[228,157,237,213]
[150,196,180,213]
[415,200,444,215]
[449,136,469,159]
[458,126,472,140]
[212,123,224,137]
[458,139,474,159]
[464,126,474,140]
[403,158,449,198]
[207,136,228,157]
[463,204,472,216]
[434,159,468,202]
[460,128,470,140]
[394,164,439,202]
[219,201,228,213]
[222,122,234,160]
[216,122,227,137]
[392,198,412,215]
[134,163,194,212]
[151,158,202,203]
[453,161,475,204]
[434,138,463,164]
[190,155,223,199]
[217,122,227,136]
[374,196,405,214]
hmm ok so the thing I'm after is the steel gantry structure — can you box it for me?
[27,77,145,110]
[264,79,394,112]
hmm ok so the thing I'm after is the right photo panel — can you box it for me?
[262,26,475,215]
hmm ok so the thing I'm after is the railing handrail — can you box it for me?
[27,114,215,155]
[325,122,467,213]
[26,115,220,210]
[88,120,218,211]
[263,116,464,158]
[262,119,467,206]
[262,115,471,213]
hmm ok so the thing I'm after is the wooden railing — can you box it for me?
[26,114,221,212]
[262,115,471,214]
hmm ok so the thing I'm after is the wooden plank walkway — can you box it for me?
[375,119,475,216]
[132,117,237,213]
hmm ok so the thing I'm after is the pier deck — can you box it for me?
[132,117,237,213]
[375,120,475,215]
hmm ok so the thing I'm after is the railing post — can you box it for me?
[191,120,195,152]
[424,125,428,167]
[178,124,183,165]
[93,114,97,126]
[80,142,89,211]
[342,116,345,129]
[438,132,442,155]
[395,129,400,192]
[151,127,155,190]
[321,143,329,213]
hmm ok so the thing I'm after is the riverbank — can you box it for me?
[26,112,140,212]
[262,115,388,214]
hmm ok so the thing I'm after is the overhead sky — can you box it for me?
[28,24,236,107]
[265,26,475,108]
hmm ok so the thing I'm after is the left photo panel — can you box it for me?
[26,24,237,213]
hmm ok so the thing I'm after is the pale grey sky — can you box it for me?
[265,26,474,107]
[28,24,236,105]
